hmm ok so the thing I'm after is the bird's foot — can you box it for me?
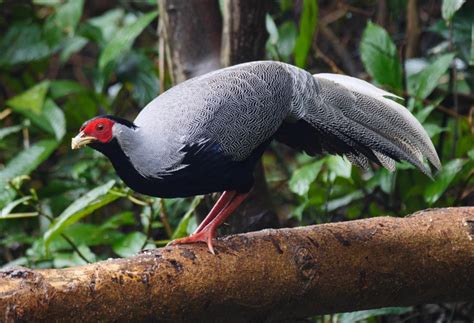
[168,229,217,254]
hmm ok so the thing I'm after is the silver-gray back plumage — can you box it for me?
[118,61,439,178]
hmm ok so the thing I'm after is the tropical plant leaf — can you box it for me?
[43,99,66,140]
[338,307,413,323]
[360,21,402,90]
[98,11,158,73]
[294,0,318,68]
[44,180,119,246]
[0,23,56,66]
[442,0,466,23]
[424,159,466,204]
[112,231,154,257]
[408,53,455,100]
[0,196,33,218]
[0,125,22,140]
[7,81,50,115]
[289,160,324,196]
[0,140,59,208]
[172,196,204,239]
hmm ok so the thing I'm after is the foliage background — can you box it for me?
[0,0,473,321]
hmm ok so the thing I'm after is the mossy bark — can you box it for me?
[1,208,473,322]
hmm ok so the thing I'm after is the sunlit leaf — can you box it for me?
[326,156,352,180]
[294,0,318,68]
[277,21,298,59]
[408,53,455,100]
[87,8,125,44]
[44,180,119,246]
[266,14,279,45]
[289,160,324,196]
[98,11,158,73]
[424,159,466,204]
[0,196,33,218]
[0,125,22,140]
[43,99,66,140]
[360,21,402,90]
[442,0,466,23]
[7,81,50,115]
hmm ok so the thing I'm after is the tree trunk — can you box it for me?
[1,207,473,322]
[159,0,279,234]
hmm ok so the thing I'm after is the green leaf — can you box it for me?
[53,245,96,268]
[100,211,135,230]
[277,21,298,58]
[415,104,437,124]
[338,307,412,323]
[7,81,50,115]
[44,0,84,38]
[326,156,352,180]
[42,99,66,140]
[289,160,324,196]
[1,196,33,217]
[423,123,448,137]
[0,140,59,208]
[172,196,204,239]
[360,21,402,90]
[50,80,86,99]
[98,11,158,73]
[266,14,279,45]
[87,8,125,44]
[0,23,57,66]
[0,125,22,140]
[113,232,154,258]
[424,159,466,204]
[326,190,364,212]
[294,0,318,68]
[408,53,455,100]
[470,23,474,65]
[442,0,466,23]
[60,36,88,63]
[44,180,119,246]
[117,52,159,106]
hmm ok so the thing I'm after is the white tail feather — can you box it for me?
[314,73,441,169]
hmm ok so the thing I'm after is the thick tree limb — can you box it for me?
[1,208,473,322]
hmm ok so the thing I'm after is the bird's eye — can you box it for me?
[96,123,104,131]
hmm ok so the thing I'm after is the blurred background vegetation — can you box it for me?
[0,0,473,321]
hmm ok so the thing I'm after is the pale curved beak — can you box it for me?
[71,131,97,150]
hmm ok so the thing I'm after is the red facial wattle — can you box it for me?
[82,118,115,143]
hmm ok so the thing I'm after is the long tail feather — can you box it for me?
[308,73,441,175]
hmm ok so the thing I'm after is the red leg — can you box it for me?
[170,192,249,254]
[193,191,236,234]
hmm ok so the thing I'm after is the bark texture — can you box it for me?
[1,207,473,322]
[158,0,222,83]
[219,0,279,234]
[159,0,279,234]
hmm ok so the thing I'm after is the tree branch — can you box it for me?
[1,208,473,322]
